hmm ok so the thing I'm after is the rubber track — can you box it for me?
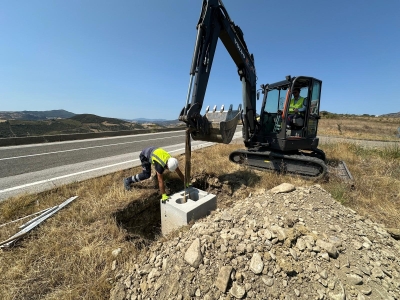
[229,149,328,180]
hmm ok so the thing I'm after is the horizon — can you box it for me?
[1,108,399,122]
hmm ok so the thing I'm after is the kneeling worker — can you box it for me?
[123,146,185,203]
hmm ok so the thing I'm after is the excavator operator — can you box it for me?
[287,88,306,125]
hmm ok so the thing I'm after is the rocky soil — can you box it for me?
[110,183,400,300]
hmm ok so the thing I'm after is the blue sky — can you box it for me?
[1,0,399,120]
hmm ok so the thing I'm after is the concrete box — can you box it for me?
[161,187,217,236]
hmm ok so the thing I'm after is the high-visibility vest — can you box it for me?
[289,97,304,113]
[151,148,171,168]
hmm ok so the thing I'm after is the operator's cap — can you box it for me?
[167,158,178,172]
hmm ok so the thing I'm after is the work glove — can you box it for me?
[161,194,169,204]
[186,183,192,188]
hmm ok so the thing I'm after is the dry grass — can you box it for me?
[322,142,400,227]
[0,118,399,299]
[0,176,140,300]
[318,116,400,141]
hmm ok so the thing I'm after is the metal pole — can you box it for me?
[0,207,53,228]
[183,129,192,203]
[19,205,59,229]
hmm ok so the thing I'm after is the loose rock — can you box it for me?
[110,183,400,300]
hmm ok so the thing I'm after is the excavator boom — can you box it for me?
[179,0,257,144]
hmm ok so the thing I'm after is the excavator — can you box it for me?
[179,0,329,179]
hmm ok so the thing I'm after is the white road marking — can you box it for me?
[0,134,185,161]
[0,143,214,194]
[0,158,140,193]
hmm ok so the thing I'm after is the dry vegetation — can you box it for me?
[0,117,399,300]
[318,116,400,141]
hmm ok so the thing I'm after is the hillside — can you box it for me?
[131,118,183,127]
[70,113,135,125]
[0,114,150,138]
[380,112,400,118]
[0,110,183,126]
[0,109,75,120]
[0,110,186,138]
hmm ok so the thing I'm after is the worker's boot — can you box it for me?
[124,178,132,191]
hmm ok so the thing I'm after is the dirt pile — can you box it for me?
[110,183,400,300]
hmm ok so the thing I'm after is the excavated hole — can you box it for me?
[113,177,210,247]
[114,171,253,247]
[114,193,161,248]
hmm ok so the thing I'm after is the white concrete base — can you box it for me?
[161,187,217,236]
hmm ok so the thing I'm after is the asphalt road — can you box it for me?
[0,130,243,202]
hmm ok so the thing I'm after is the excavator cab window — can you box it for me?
[261,88,288,135]
[306,80,322,137]
[283,77,312,138]
[264,89,280,113]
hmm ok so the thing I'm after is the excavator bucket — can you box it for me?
[191,105,242,144]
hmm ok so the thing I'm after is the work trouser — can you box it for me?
[131,153,152,183]
[287,112,304,125]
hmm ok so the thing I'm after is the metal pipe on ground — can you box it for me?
[19,206,59,229]
[0,207,54,228]
[0,196,78,248]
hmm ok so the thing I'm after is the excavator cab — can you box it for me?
[256,76,322,153]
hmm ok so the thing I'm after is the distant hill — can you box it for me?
[129,118,183,127]
[68,114,184,129]
[70,114,130,125]
[320,111,400,119]
[0,111,184,126]
[156,119,185,127]
[0,114,161,138]
[130,118,168,123]
[0,109,75,120]
[379,112,400,118]
[0,110,186,138]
